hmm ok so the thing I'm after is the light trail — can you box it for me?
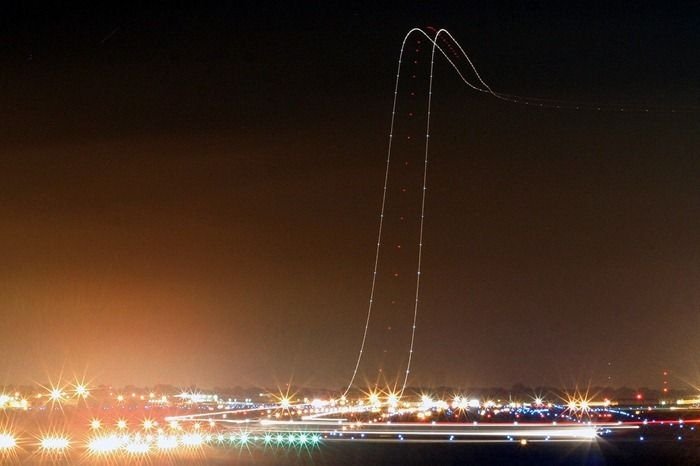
[400,25,438,398]
[341,21,408,399]
[423,27,700,113]
[343,26,699,400]
[200,417,636,442]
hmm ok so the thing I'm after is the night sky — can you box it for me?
[2,2,699,390]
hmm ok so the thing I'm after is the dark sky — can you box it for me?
[1,2,699,390]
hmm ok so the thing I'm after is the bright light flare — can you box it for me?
[420,394,434,410]
[73,383,89,399]
[0,433,17,450]
[40,436,70,451]
[89,419,102,430]
[116,419,128,430]
[180,433,203,447]
[563,389,594,417]
[279,397,291,409]
[157,434,178,450]
[124,440,150,455]
[87,435,121,455]
[273,386,297,411]
[48,387,65,403]
[452,395,470,410]
[387,392,400,408]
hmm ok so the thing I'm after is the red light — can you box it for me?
[636,394,643,400]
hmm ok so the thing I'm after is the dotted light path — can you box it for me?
[342,26,699,403]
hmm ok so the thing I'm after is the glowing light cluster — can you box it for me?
[156,434,179,450]
[87,435,122,454]
[124,439,150,455]
[180,432,204,447]
[40,435,70,451]
[0,393,28,410]
[0,433,17,450]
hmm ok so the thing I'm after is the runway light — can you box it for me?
[87,435,121,454]
[116,419,128,430]
[181,433,203,447]
[142,419,155,430]
[156,434,178,450]
[74,384,89,399]
[40,436,70,451]
[125,440,150,455]
[387,392,399,408]
[89,419,102,430]
[0,433,17,450]
[49,387,65,403]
